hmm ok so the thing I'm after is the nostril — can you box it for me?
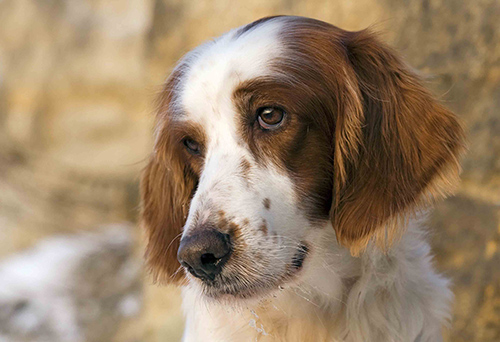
[177,229,232,281]
[200,253,218,265]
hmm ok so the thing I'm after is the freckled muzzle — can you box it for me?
[177,230,232,281]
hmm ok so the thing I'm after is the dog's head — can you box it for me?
[140,16,464,300]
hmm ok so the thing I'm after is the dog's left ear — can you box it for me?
[331,29,466,254]
[140,67,196,284]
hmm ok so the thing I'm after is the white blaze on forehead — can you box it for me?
[175,19,319,290]
[175,18,304,235]
[178,18,285,139]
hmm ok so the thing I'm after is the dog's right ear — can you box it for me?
[140,68,195,285]
[329,29,465,255]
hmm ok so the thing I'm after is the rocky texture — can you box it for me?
[0,225,141,342]
[0,0,153,173]
[383,0,500,202]
[0,0,498,341]
[430,196,500,342]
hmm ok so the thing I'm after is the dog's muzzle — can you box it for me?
[177,229,232,281]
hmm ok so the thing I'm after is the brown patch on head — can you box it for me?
[227,222,240,238]
[233,75,334,222]
[233,17,465,255]
[259,219,268,235]
[240,158,251,172]
[227,221,248,259]
[217,213,229,233]
[262,198,271,210]
[238,158,252,185]
[225,220,248,241]
[214,212,247,256]
[283,18,465,254]
[167,119,207,176]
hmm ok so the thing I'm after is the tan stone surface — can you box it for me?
[0,0,498,341]
[430,196,500,342]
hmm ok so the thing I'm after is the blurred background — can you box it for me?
[0,0,498,341]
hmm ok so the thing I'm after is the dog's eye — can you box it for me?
[257,107,285,130]
[183,138,201,155]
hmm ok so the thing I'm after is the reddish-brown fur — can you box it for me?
[140,66,201,284]
[263,198,271,210]
[140,17,465,285]
[277,18,465,254]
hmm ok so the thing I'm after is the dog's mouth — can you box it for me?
[194,242,309,300]
[290,243,308,270]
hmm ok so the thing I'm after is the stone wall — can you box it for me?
[0,0,498,341]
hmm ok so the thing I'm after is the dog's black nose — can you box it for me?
[177,230,231,281]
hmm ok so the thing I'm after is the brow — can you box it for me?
[169,119,207,146]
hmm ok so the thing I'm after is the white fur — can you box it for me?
[172,17,452,342]
[180,220,452,342]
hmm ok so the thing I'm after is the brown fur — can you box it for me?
[140,17,465,286]
[263,198,271,210]
[279,18,465,254]
[238,158,252,185]
[140,65,202,284]
[233,77,334,221]
[233,17,464,254]
[260,219,268,235]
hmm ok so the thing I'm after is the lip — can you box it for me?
[290,243,308,271]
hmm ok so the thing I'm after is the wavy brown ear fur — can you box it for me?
[331,29,465,255]
[140,69,194,284]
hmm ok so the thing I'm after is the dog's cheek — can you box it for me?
[256,167,312,242]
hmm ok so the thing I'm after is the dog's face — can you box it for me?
[141,17,464,301]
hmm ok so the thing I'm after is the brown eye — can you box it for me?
[257,107,285,130]
[183,138,201,155]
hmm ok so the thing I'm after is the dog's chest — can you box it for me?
[182,289,341,342]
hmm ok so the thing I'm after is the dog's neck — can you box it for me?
[180,220,451,342]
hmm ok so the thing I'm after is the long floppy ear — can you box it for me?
[140,69,195,284]
[331,29,465,255]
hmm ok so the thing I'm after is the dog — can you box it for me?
[140,16,465,342]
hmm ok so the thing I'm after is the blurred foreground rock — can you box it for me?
[0,225,142,342]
